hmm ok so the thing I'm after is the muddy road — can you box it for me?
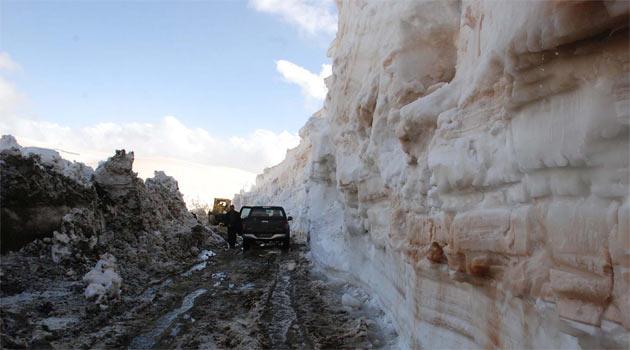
[126,244,397,349]
[48,242,394,349]
[1,242,398,349]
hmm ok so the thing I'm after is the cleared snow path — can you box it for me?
[124,244,397,349]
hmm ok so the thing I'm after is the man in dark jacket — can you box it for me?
[225,205,241,249]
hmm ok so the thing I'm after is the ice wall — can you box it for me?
[235,0,630,348]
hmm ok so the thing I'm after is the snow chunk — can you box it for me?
[198,249,216,261]
[0,135,21,151]
[83,253,122,304]
[93,150,135,199]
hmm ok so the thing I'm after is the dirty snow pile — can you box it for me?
[83,253,122,304]
[0,135,224,347]
[235,1,630,349]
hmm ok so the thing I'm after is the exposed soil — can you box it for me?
[1,242,398,349]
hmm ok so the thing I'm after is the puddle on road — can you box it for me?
[128,288,207,350]
[37,316,80,331]
[239,282,255,291]
[180,250,217,277]
[140,279,173,302]
[181,262,207,277]
[0,283,76,312]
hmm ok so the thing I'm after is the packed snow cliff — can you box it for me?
[235,1,630,348]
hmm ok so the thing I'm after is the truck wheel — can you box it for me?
[282,237,290,250]
[243,238,251,251]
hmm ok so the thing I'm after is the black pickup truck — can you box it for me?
[240,206,292,251]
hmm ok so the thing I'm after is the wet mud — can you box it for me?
[1,243,398,349]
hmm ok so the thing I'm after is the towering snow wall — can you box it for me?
[234,1,630,348]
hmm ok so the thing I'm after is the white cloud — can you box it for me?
[0,55,300,206]
[276,59,331,101]
[0,52,24,116]
[249,0,337,36]
[0,52,301,207]
[1,114,300,206]
[0,77,22,115]
[0,52,21,72]
[0,114,300,174]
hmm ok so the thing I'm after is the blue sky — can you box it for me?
[0,0,338,205]
[0,0,333,135]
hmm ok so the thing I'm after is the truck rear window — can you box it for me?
[248,208,285,218]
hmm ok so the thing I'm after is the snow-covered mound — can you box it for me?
[1,135,221,297]
[0,136,229,347]
[235,1,630,348]
[1,135,94,185]
[1,135,98,253]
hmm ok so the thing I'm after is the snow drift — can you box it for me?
[235,1,630,348]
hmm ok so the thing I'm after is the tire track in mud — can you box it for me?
[124,245,397,349]
[260,259,308,349]
[128,288,207,349]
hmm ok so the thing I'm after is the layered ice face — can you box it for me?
[235,1,630,348]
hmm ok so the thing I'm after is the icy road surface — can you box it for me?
[125,244,398,349]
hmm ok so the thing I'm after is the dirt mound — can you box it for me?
[0,135,225,348]
[0,137,97,253]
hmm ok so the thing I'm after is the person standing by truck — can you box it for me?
[225,205,241,249]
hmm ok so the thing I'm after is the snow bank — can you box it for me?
[83,253,122,304]
[1,136,98,253]
[0,135,93,186]
[1,136,230,347]
[1,136,225,302]
[236,1,630,348]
